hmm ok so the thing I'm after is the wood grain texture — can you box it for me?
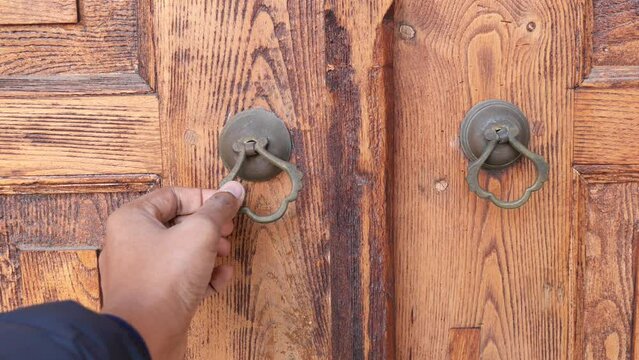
[393,1,584,359]
[581,0,594,79]
[571,169,585,360]
[582,66,639,88]
[154,0,394,358]
[0,95,161,176]
[19,251,100,311]
[449,328,481,360]
[155,2,330,358]
[137,0,157,90]
[324,2,395,358]
[575,88,639,165]
[0,191,146,248]
[592,0,639,66]
[0,74,153,97]
[0,190,149,311]
[575,179,639,360]
[0,0,77,25]
[575,165,639,183]
[0,174,160,195]
[0,0,139,76]
[0,241,18,311]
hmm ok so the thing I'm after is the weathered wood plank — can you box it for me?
[19,251,100,311]
[0,95,161,176]
[0,190,151,312]
[0,74,152,97]
[154,0,394,358]
[0,0,139,76]
[393,0,583,358]
[575,179,639,360]
[0,243,18,311]
[0,174,160,195]
[449,328,481,360]
[0,0,77,25]
[575,165,639,183]
[324,1,395,358]
[575,88,639,165]
[592,0,639,66]
[0,191,147,248]
[582,66,639,88]
[154,1,330,358]
[137,0,156,90]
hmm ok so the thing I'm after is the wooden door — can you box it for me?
[0,0,394,359]
[394,0,639,359]
[2,0,636,359]
[0,0,161,314]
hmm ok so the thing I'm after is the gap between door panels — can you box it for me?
[323,1,397,358]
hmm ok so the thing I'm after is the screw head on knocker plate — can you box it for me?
[460,100,531,169]
[219,109,293,181]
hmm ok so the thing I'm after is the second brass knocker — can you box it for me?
[460,100,549,209]
[219,109,303,224]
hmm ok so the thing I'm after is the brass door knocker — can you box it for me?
[460,100,549,209]
[219,109,303,223]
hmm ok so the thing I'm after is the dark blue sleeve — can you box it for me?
[0,301,150,360]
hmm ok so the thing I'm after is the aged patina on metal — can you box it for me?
[460,100,549,209]
[219,108,302,223]
[219,108,293,181]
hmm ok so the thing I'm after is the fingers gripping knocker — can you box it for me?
[219,109,303,224]
[461,100,549,209]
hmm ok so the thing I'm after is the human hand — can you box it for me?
[99,182,245,360]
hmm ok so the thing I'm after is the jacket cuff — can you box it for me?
[0,301,150,360]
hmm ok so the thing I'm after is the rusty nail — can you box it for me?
[526,22,536,32]
[399,24,416,40]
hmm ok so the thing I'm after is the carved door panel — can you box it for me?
[393,0,639,359]
[0,0,394,359]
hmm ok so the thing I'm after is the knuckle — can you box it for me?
[153,187,178,207]
[129,188,176,217]
[137,200,163,218]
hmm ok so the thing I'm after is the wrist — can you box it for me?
[102,299,186,360]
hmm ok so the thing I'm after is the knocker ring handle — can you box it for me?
[460,100,549,209]
[466,132,549,209]
[219,109,303,224]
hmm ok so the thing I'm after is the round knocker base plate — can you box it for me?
[460,100,531,169]
[219,109,292,181]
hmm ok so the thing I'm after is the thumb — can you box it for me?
[170,181,245,243]
[215,181,246,204]
[197,181,245,224]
